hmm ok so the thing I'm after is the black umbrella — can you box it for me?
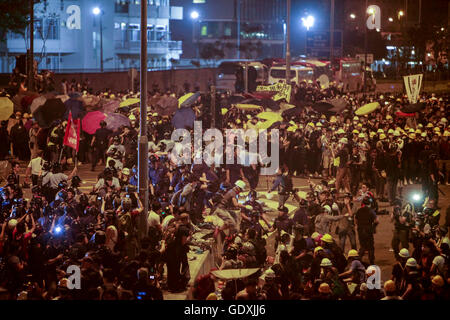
[401,102,426,113]
[155,96,178,116]
[328,98,348,113]
[282,105,303,118]
[33,98,67,127]
[311,101,334,113]
[258,98,280,111]
[227,95,246,105]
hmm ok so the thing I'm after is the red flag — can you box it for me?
[63,112,80,152]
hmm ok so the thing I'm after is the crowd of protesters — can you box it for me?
[0,77,449,300]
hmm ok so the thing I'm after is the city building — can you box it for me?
[0,0,183,73]
[171,0,287,60]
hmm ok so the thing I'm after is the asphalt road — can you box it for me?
[17,162,450,286]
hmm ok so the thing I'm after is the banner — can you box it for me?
[256,83,292,103]
[63,111,80,152]
[403,74,423,104]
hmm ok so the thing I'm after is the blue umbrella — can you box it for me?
[172,107,196,129]
[64,98,85,119]
[180,92,200,108]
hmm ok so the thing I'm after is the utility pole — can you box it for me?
[330,0,335,64]
[363,0,368,93]
[138,0,149,240]
[237,0,241,59]
[100,15,104,72]
[211,86,216,128]
[29,0,34,91]
[285,0,291,84]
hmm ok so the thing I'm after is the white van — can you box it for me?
[268,65,314,85]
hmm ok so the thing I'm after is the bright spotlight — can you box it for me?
[388,17,393,22]
[350,13,356,19]
[190,11,199,19]
[398,10,404,17]
[55,226,62,234]
[92,7,101,15]
[367,8,375,15]
[412,193,422,202]
[302,15,315,30]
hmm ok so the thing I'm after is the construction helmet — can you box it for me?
[399,248,410,258]
[432,275,444,287]
[394,130,400,137]
[377,129,384,134]
[320,258,333,267]
[415,129,421,134]
[314,246,324,254]
[316,122,323,127]
[421,132,427,137]
[330,116,337,123]
[358,133,365,139]
[388,129,394,134]
[311,232,321,240]
[386,115,393,120]
[444,130,450,137]
[408,128,415,133]
[322,233,333,243]
[337,128,345,134]
[409,133,416,139]
[347,249,359,258]
[352,129,359,134]
[235,180,246,190]
[370,131,376,137]
[318,282,331,293]
[406,257,418,267]
[426,123,434,128]
[353,116,359,121]
[379,134,386,140]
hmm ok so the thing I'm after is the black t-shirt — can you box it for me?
[94,128,112,146]
[355,206,376,228]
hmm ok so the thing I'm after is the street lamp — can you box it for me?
[398,10,404,20]
[93,7,104,72]
[190,11,200,59]
[301,15,315,31]
[350,13,356,19]
[388,17,393,22]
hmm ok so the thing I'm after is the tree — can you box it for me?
[0,0,34,42]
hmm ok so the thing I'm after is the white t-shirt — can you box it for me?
[28,157,44,175]
[147,210,161,231]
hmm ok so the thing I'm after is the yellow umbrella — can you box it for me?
[256,111,283,122]
[0,97,14,121]
[178,93,194,108]
[119,98,140,108]
[355,102,380,116]
[236,104,263,111]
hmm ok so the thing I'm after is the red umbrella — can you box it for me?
[82,111,106,134]
[243,92,276,100]
[395,111,415,118]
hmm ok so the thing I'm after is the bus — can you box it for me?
[334,58,364,92]
[216,60,268,92]
[268,65,315,85]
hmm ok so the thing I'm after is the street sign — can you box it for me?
[306,30,342,58]
[355,53,374,64]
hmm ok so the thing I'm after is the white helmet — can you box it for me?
[399,248,410,258]
[235,180,246,190]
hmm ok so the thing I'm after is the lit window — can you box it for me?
[114,22,120,29]
[121,22,127,30]
[201,25,207,36]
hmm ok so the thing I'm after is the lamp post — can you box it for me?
[93,7,104,72]
[301,14,314,58]
[191,11,199,59]
[285,0,291,84]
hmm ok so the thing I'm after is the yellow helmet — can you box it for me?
[415,129,421,134]
[307,122,315,127]
[386,115,393,120]
[409,128,415,133]
[322,233,333,243]
[369,131,376,137]
[377,129,384,134]
[353,116,359,121]
[388,129,394,134]
[357,123,363,128]
[314,246,324,254]
[379,134,387,140]
[409,133,416,139]
[426,123,434,128]
[347,249,359,258]
[434,127,441,132]
[321,114,327,119]
[337,128,345,134]
[444,130,450,137]
[435,132,441,137]
[330,116,337,123]
[352,129,359,134]
[316,122,323,127]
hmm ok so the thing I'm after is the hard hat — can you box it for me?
[442,237,450,245]
[307,122,315,127]
[415,129,421,134]
[431,275,444,287]
[440,118,448,123]
[320,258,333,267]
[384,280,396,293]
[386,115,393,120]
[235,180,246,190]
[321,115,327,119]
[444,131,450,137]
[339,138,348,144]
[337,128,345,134]
[421,132,427,137]
[408,133,416,139]
[434,127,441,132]
[353,116,359,121]
[129,114,136,121]
[358,133,365,139]
[435,132,441,137]
[318,283,331,294]
[311,232,320,240]
[370,131,376,137]
[417,124,423,128]
[314,246,324,254]
[330,116,337,123]
[122,168,130,176]
[347,249,359,258]
[377,129,384,134]
[394,130,400,137]
[399,248,410,258]
[357,123,363,128]
[322,233,333,243]
[426,123,434,128]
[408,128,415,133]
[323,205,331,213]
[388,129,394,134]
[379,134,386,140]
[406,257,417,267]
[316,122,323,127]
[7,219,18,230]
[352,129,359,134]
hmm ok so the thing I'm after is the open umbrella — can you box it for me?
[179,92,200,108]
[119,98,140,108]
[328,98,348,113]
[401,102,425,113]
[105,113,131,131]
[355,102,380,116]
[81,95,101,108]
[282,105,303,118]
[65,98,85,120]
[0,97,13,121]
[82,111,106,134]
[33,98,67,128]
[227,95,246,104]
[30,96,47,114]
[235,104,263,111]
[172,107,196,129]
[256,111,283,122]
[311,101,334,113]
[101,100,120,114]
[243,91,276,100]
[155,96,178,116]
[211,268,260,280]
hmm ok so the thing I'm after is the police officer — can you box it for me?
[391,199,413,260]
[355,196,378,265]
